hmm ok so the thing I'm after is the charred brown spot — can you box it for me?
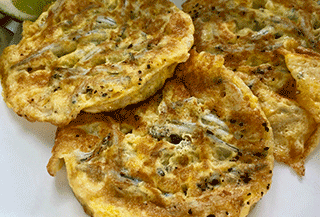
[253,67,265,75]
[240,173,252,184]
[262,122,269,132]
[134,115,140,121]
[182,185,188,196]
[86,86,93,94]
[230,119,236,124]
[53,87,61,92]
[213,77,223,85]
[169,134,183,144]
[52,73,61,79]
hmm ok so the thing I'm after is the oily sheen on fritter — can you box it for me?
[183,0,320,176]
[47,50,274,217]
[0,0,194,126]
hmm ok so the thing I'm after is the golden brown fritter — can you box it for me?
[285,52,320,122]
[236,70,319,176]
[182,0,320,176]
[47,50,274,217]
[0,0,194,126]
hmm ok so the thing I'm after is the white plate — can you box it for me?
[0,1,319,216]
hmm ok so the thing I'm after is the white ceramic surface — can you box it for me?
[0,0,319,217]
